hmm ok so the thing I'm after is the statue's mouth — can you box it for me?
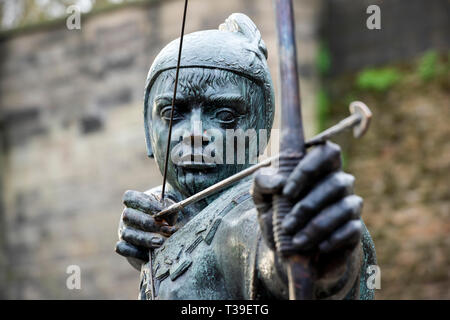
[177,161,217,169]
[174,154,220,195]
[174,153,218,170]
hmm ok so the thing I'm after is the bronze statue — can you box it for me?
[115,12,376,300]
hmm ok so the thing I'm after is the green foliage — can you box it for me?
[356,67,402,92]
[316,42,332,76]
[344,93,357,106]
[317,88,330,132]
[341,150,348,171]
[417,50,438,81]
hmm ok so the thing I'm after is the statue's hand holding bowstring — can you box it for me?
[115,190,178,270]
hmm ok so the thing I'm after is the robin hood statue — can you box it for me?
[115,13,376,300]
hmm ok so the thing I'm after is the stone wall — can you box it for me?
[0,0,322,299]
[323,0,449,74]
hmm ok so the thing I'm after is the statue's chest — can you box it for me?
[141,240,229,299]
[139,182,253,300]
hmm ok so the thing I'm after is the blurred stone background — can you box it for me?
[0,0,448,299]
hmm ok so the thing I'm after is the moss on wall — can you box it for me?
[324,52,450,299]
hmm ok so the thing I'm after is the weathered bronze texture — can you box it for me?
[115,11,377,300]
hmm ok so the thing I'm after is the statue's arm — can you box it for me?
[255,219,375,299]
[217,206,370,299]
[249,142,374,299]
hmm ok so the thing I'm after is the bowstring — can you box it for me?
[161,0,189,201]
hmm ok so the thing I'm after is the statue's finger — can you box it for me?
[115,240,148,261]
[253,168,286,195]
[123,190,163,215]
[121,227,165,249]
[122,207,168,233]
[282,171,354,234]
[318,220,362,253]
[283,141,342,200]
[251,168,285,210]
[250,182,271,210]
[160,225,179,236]
[291,195,363,250]
[257,209,276,251]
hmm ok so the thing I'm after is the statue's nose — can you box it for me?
[170,109,209,164]
[184,108,210,146]
[172,109,210,153]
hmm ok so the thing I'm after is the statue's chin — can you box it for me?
[175,168,220,197]
[170,164,246,198]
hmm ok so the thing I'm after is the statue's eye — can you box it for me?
[216,109,236,124]
[160,106,181,121]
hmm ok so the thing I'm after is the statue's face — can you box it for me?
[147,68,265,197]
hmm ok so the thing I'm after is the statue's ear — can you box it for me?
[144,120,154,158]
[146,139,154,158]
[144,95,154,158]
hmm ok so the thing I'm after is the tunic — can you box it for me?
[139,179,377,300]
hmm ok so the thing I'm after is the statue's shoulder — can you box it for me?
[205,178,258,244]
[218,179,259,237]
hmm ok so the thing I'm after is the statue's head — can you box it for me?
[144,13,275,197]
